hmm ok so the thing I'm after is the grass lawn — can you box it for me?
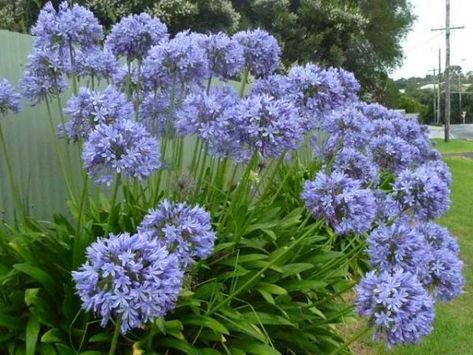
[345,145,473,354]
[431,138,473,154]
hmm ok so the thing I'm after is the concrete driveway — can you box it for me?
[427,124,473,140]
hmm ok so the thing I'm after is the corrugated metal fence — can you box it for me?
[0,30,72,221]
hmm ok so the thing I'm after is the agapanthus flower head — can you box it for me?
[235,93,305,158]
[285,64,360,128]
[20,47,67,105]
[424,248,463,302]
[393,163,450,220]
[139,91,170,136]
[367,219,430,275]
[416,222,463,301]
[373,190,402,223]
[63,86,132,142]
[82,120,160,185]
[201,32,245,79]
[138,200,216,267]
[0,79,21,116]
[355,268,434,347]
[330,148,378,186]
[232,29,280,77]
[368,135,418,174]
[74,48,121,81]
[301,171,376,235]
[175,85,239,139]
[142,31,209,90]
[320,107,372,152]
[249,74,289,99]
[32,1,103,51]
[105,13,168,62]
[416,222,458,254]
[72,232,183,334]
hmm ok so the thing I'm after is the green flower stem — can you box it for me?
[56,94,78,196]
[108,315,123,355]
[106,173,121,234]
[72,173,89,268]
[134,61,142,121]
[69,43,78,96]
[0,120,24,220]
[206,76,213,94]
[189,137,202,174]
[207,222,318,315]
[239,67,249,97]
[126,61,132,101]
[166,74,177,137]
[328,326,369,355]
[45,98,76,205]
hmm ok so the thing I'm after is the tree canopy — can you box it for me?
[0,0,415,92]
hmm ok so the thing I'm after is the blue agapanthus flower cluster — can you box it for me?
[416,222,463,301]
[105,13,168,62]
[63,86,132,142]
[367,220,430,276]
[0,79,21,116]
[32,1,103,51]
[72,232,183,334]
[74,48,121,81]
[139,200,216,267]
[82,120,160,185]
[355,268,434,347]
[301,171,376,235]
[393,163,450,220]
[142,31,209,90]
[330,148,378,186]
[233,29,280,77]
[235,94,305,158]
[202,32,245,80]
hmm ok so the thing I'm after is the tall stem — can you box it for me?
[106,174,121,234]
[0,120,24,220]
[108,315,122,355]
[45,99,76,205]
[239,68,249,97]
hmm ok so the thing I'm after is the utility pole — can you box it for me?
[432,0,464,142]
[438,49,442,125]
[428,68,437,124]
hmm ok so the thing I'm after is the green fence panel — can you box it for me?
[0,30,73,221]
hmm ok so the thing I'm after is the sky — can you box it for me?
[392,0,473,79]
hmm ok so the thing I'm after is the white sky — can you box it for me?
[391,0,473,79]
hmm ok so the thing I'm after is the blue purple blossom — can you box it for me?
[235,94,305,158]
[72,232,183,334]
[63,86,132,142]
[32,2,103,51]
[142,31,209,90]
[138,200,216,267]
[416,222,463,301]
[82,120,160,185]
[285,64,360,128]
[393,164,450,220]
[105,13,168,62]
[0,79,21,116]
[301,171,376,235]
[330,148,378,186]
[74,48,121,81]
[20,48,67,105]
[139,91,170,136]
[232,29,280,77]
[201,32,245,80]
[355,268,434,347]
[367,219,430,276]
[368,135,418,174]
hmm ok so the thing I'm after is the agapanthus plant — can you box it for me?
[72,232,184,334]
[301,171,376,235]
[355,268,435,347]
[139,200,216,267]
[82,120,160,185]
[0,79,21,116]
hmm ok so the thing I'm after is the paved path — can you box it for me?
[443,152,473,159]
[427,124,473,140]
